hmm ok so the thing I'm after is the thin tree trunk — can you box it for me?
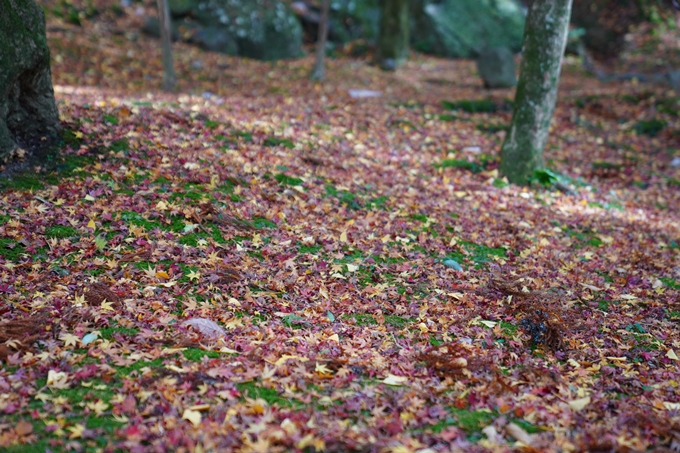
[500,0,573,185]
[310,0,331,81]
[156,0,176,92]
[376,0,409,71]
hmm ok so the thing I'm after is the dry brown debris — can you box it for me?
[486,272,569,352]
[82,282,121,307]
[417,342,488,379]
[0,314,53,360]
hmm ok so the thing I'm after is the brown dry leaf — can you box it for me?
[14,420,33,437]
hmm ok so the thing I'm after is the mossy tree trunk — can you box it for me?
[157,0,176,91]
[376,0,409,71]
[0,0,60,163]
[310,0,331,81]
[500,0,573,185]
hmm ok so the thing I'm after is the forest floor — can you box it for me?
[1,2,680,452]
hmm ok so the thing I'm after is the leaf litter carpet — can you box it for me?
[1,5,680,452]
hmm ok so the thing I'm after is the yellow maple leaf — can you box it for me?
[67,424,85,439]
[86,400,109,416]
[60,333,80,348]
[315,362,332,375]
[99,300,115,312]
[568,396,591,411]
[182,408,202,426]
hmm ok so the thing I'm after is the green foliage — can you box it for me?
[98,325,140,340]
[183,348,222,362]
[660,277,680,289]
[45,225,79,239]
[446,241,506,270]
[237,382,293,406]
[476,122,509,133]
[49,0,99,25]
[325,184,362,210]
[438,114,458,122]
[204,119,221,129]
[103,114,119,125]
[252,217,277,229]
[530,168,562,186]
[274,173,303,186]
[109,138,129,153]
[429,408,495,435]
[633,119,666,137]
[344,313,412,328]
[0,174,45,191]
[263,137,295,149]
[562,226,603,248]
[656,97,680,116]
[365,195,389,210]
[282,314,306,329]
[61,128,84,147]
[0,238,25,261]
[441,99,497,113]
[435,159,485,174]
[297,243,322,255]
[232,130,253,142]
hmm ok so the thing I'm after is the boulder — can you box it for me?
[476,47,517,89]
[190,26,238,55]
[192,0,302,60]
[291,0,380,44]
[168,0,194,18]
[410,0,525,58]
[146,0,302,61]
[141,16,180,42]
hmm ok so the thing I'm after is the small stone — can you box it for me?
[348,89,382,99]
[443,259,463,271]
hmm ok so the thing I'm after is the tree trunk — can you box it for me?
[0,0,60,162]
[310,0,331,81]
[500,0,573,185]
[156,0,176,92]
[376,0,409,71]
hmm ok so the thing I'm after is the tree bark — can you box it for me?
[0,0,60,162]
[156,0,176,92]
[500,0,573,185]
[376,0,409,71]
[310,0,331,81]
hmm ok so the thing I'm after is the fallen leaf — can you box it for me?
[568,396,591,411]
[383,374,408,386]
[182,408,202,426]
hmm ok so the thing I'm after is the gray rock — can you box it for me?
[141,16,180,42]
[141,0,302,61]
[168,0,194,17]
[192,26,238,55]
[410,0,525,58]
[476,47,517,89]
[193,0,302,61]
